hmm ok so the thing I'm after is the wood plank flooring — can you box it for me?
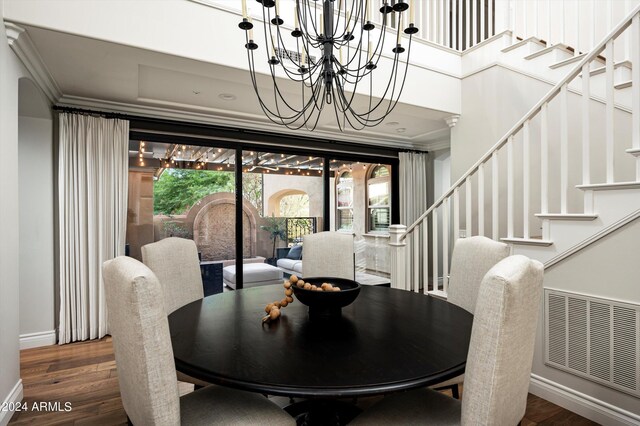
[9,337,599,425]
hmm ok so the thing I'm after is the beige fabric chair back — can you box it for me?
[447,236,510,314]
[461,255,544,426]
[142,237,204,314]
[302,232,354,279]
[102,256,180,426]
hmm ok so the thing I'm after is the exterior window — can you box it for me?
[367,165,390,232]
[336,171,353,231]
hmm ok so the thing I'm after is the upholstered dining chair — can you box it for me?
[103,256,295,426]
[431,235,510,398]
[350,255,544,426]
[142,237,209,388]
[141,237,204,315]
[302,231,355,279]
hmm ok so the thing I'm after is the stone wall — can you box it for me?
[151,192,272,261]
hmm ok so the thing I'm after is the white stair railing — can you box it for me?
[390,4,640,294]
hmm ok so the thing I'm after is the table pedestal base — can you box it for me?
[284,399,362,426]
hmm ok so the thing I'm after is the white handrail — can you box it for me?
[400,3,640,241]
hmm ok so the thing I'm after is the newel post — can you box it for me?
[388,224,407,290]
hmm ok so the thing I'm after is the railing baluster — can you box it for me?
[487,0,496,37]
[422,218,429,293]
[605,40,615,183]
[523,120,530,239]
[442,198,449,295]
[471,0,477,46]
[561,84,569,213]
[507,135,515,238]
[547,0,552,46]
[466,0,471,49]
[541,102,549,214]
[444,0,450,48]
[625,0,631,60]
[522,0,528,38]
[581,64,590,187]
[430,0,438,43]
[452,0,458,49]
[480,0,485,42]
[478,162,485,236]
[575,0,580,56]
[465,176,472,236]
[453,187,460,241]
[438,0,447,46]
[458,0,464,50]
[492,151,499,240]
[632,13,640,180]
[412,227,419,292]
[404,232,412,291]
[432,207,439,293]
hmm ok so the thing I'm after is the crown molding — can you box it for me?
[4,21,61,104]
[58,95,432,152]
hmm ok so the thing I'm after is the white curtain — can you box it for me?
[399,151,434,291]
[399,151,434,226]
[58,113,129,344]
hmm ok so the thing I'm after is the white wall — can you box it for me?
[18,111,55,347]
[3,0,462,115]
[0,9,29,426]
[530,218,640,423]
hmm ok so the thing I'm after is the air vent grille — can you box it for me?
[545,289,639,397]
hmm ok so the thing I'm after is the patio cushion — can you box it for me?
[223,263,283,288]
[293,262,303,274]
[276,258,302,272]
[286,245,303,260]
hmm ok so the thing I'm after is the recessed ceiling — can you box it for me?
[22,25,452,149]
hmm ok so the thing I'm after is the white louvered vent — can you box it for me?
[545,289,639,397]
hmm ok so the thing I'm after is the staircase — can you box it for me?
[389,4,640,296]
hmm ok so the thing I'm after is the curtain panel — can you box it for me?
[398,151,434,291]
[58,113,129,344]
[399,151,434,226]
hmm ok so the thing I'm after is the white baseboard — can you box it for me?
[0,379,23,426]
[529,374,640,426]
[19,330,56,349]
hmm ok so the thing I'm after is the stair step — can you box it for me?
[534,213,598,221]
[626,148,640,157]
[615,80,632,89]
[549,53,586,69]
[501,237,554,246]
[577,181,640,191]
[501,36,546,54]
[524,43,572,61]
[583,60,632,77]
[549,53,605,70]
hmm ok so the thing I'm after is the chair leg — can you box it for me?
[451,384,459,399]
[127,416,133,425]
[434,384,460,399]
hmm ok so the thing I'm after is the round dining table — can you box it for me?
[168,284,473,403]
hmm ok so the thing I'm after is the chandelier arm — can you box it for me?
[349,37,412,122]
[246,43,318,124]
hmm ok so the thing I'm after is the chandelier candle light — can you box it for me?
[239,0,417,131]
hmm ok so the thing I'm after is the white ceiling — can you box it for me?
[23,25,452,150]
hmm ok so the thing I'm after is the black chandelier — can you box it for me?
[239,0,418,131]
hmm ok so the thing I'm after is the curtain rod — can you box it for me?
[52,105,427,156]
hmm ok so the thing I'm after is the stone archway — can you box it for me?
[185,193,259,261]
[268,189,309,217]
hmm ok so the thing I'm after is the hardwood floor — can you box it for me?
[9,337,599,425]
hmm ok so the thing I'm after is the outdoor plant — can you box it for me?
[260,215,287,260]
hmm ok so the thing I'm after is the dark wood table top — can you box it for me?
[168,284,473,398]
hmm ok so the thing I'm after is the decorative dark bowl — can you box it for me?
[291,277,361,319]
